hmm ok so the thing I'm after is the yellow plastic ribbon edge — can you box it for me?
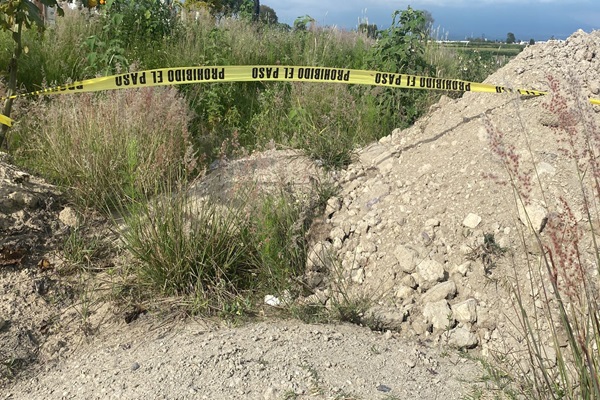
[0,113,12,127]
[1,65,598,126]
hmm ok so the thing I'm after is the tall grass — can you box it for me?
[485,76,600,399]
[122,190,258,311]
[1,8,514,169]
[10,86,194,210]
[0,9,98,91]
[121,183,324,314]
[141,12,370,69]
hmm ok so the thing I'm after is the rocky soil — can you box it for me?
[2,29,600,399]
[305,29,600,359]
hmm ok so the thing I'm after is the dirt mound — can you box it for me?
[306,29,600,356]
[0,155,119,387]
[0,155,73,378]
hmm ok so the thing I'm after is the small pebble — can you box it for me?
[131,362,140,371]
[376,384,392,392]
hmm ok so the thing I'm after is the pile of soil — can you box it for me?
[306,29,600,359]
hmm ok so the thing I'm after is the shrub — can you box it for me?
[106,0,178,43]
[367,6,436,128]
[121,183,321,314]
[250,82,351,169]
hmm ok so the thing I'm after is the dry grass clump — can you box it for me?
[485,75,600,399]
[120,183,328,316]
[11,86,195,210]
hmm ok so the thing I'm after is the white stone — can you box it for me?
[59,207,79,228]
[421,281,457,303]
[351,268,365,284]
[448,327,478,349]
[416,259,445,285]
[452,298,478,324]
[411,320,429,335]
[424,218,440,228]
[325,197,342,216]
[517,200,548,233]
[462,213,482,229]
[332,237,343,250]
[450,261,471,276]
[394,245,419,273]
[264,295,281,307]
[422,300,454,331]
[329,226,346,241]
[357,241,377,254]
[395,285,414,300]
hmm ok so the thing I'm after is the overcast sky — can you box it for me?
[266,0,600,41]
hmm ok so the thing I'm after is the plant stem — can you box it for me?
[1,21,23,148]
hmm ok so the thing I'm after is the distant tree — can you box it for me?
[259,4,277,24]
[506,32,516,44]
[466,36,486,43]
[183,0,211,12]
[358,23,378,39]
[277,22,291,31]
[200,0,242,15]
[222,0,242,14]
[529,38,535,45]
[234,0,259,21]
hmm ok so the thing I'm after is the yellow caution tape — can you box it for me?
[1,65,598,127]
[0,113,12,127]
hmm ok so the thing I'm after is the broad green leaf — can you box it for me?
[23,0,43,27]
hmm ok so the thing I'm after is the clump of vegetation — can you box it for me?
[121,185,322,315]
[367,6,435,127]
[0,0,63,146]
[2,5,516,166]
[11,86,195,211]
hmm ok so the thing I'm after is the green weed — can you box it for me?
[120,178,324,315]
